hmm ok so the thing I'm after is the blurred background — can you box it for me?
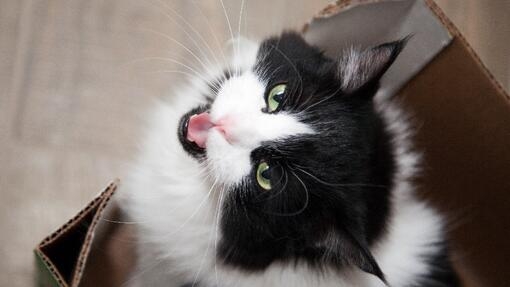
[0,0,508,286]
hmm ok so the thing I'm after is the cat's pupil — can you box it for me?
[273,92,284,103]
[261,168,271,180]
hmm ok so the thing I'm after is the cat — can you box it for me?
[119,32,459,287]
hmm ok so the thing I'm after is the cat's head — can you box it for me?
[178,32,405,282]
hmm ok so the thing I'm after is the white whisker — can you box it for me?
[236,0,246,77]
[191,0,231,81]
[150,0,223,70]
[138,28,211,72]
[191,177,220,287]
[218,0,236,78]
[293,165,386,189]
[121,56,203,78]
[213,185,225,287]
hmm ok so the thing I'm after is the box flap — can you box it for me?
[35,182,118,287]
[304,0,453,99]
[78,201,137,287]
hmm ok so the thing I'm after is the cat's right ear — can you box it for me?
[337,38,409,95]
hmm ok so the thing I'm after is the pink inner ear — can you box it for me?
[187,112,213,148]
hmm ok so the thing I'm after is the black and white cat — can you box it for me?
[120,32,459,287]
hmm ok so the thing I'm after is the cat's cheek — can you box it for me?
[206,130,252,185]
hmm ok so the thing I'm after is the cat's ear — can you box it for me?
[337,230,388,285]
[337,38,408,94]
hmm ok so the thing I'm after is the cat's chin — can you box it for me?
[177,105,210,159]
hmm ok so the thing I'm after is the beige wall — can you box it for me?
[0,1,508,286]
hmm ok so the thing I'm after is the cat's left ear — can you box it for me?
[338,230,388,285]
[338,38,409,94]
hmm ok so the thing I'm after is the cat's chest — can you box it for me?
[159,201,383,287]
[141,185,379,287]
[194,263,385,287]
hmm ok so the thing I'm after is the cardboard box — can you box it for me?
[35,0,510,286]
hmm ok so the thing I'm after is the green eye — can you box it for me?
[256,161,272,190]
[267,84,286,112]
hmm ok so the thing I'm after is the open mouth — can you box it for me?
[178,105,210,158]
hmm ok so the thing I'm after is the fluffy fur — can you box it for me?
[119,32,458,287]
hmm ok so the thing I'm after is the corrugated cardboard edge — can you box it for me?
[422,0,509,101]
[70,181,118,287]
[35,250,66,287]
[303,0,509,101]
[34,181,119,287]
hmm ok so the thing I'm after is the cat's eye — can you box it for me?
[267,84,286,112]
[256,161,272,190]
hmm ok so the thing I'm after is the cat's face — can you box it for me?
[178,32,404,280]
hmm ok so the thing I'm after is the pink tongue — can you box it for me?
[186,112,213,148]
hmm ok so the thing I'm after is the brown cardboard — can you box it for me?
[357,1,509,286]
[35,1,510,286]
[306,1,510,285]
[78,200,136,287]
[35,181,118,287]
[398,37,510,287]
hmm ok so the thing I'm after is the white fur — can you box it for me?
[119,38,445,287]
[208,71,313,185]
[338,47,362,91]
[338,46,393,93]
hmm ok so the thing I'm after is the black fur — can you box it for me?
[412,244,460,287]
[217,32,395,282]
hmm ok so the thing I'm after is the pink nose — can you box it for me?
[187,112,229,148]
